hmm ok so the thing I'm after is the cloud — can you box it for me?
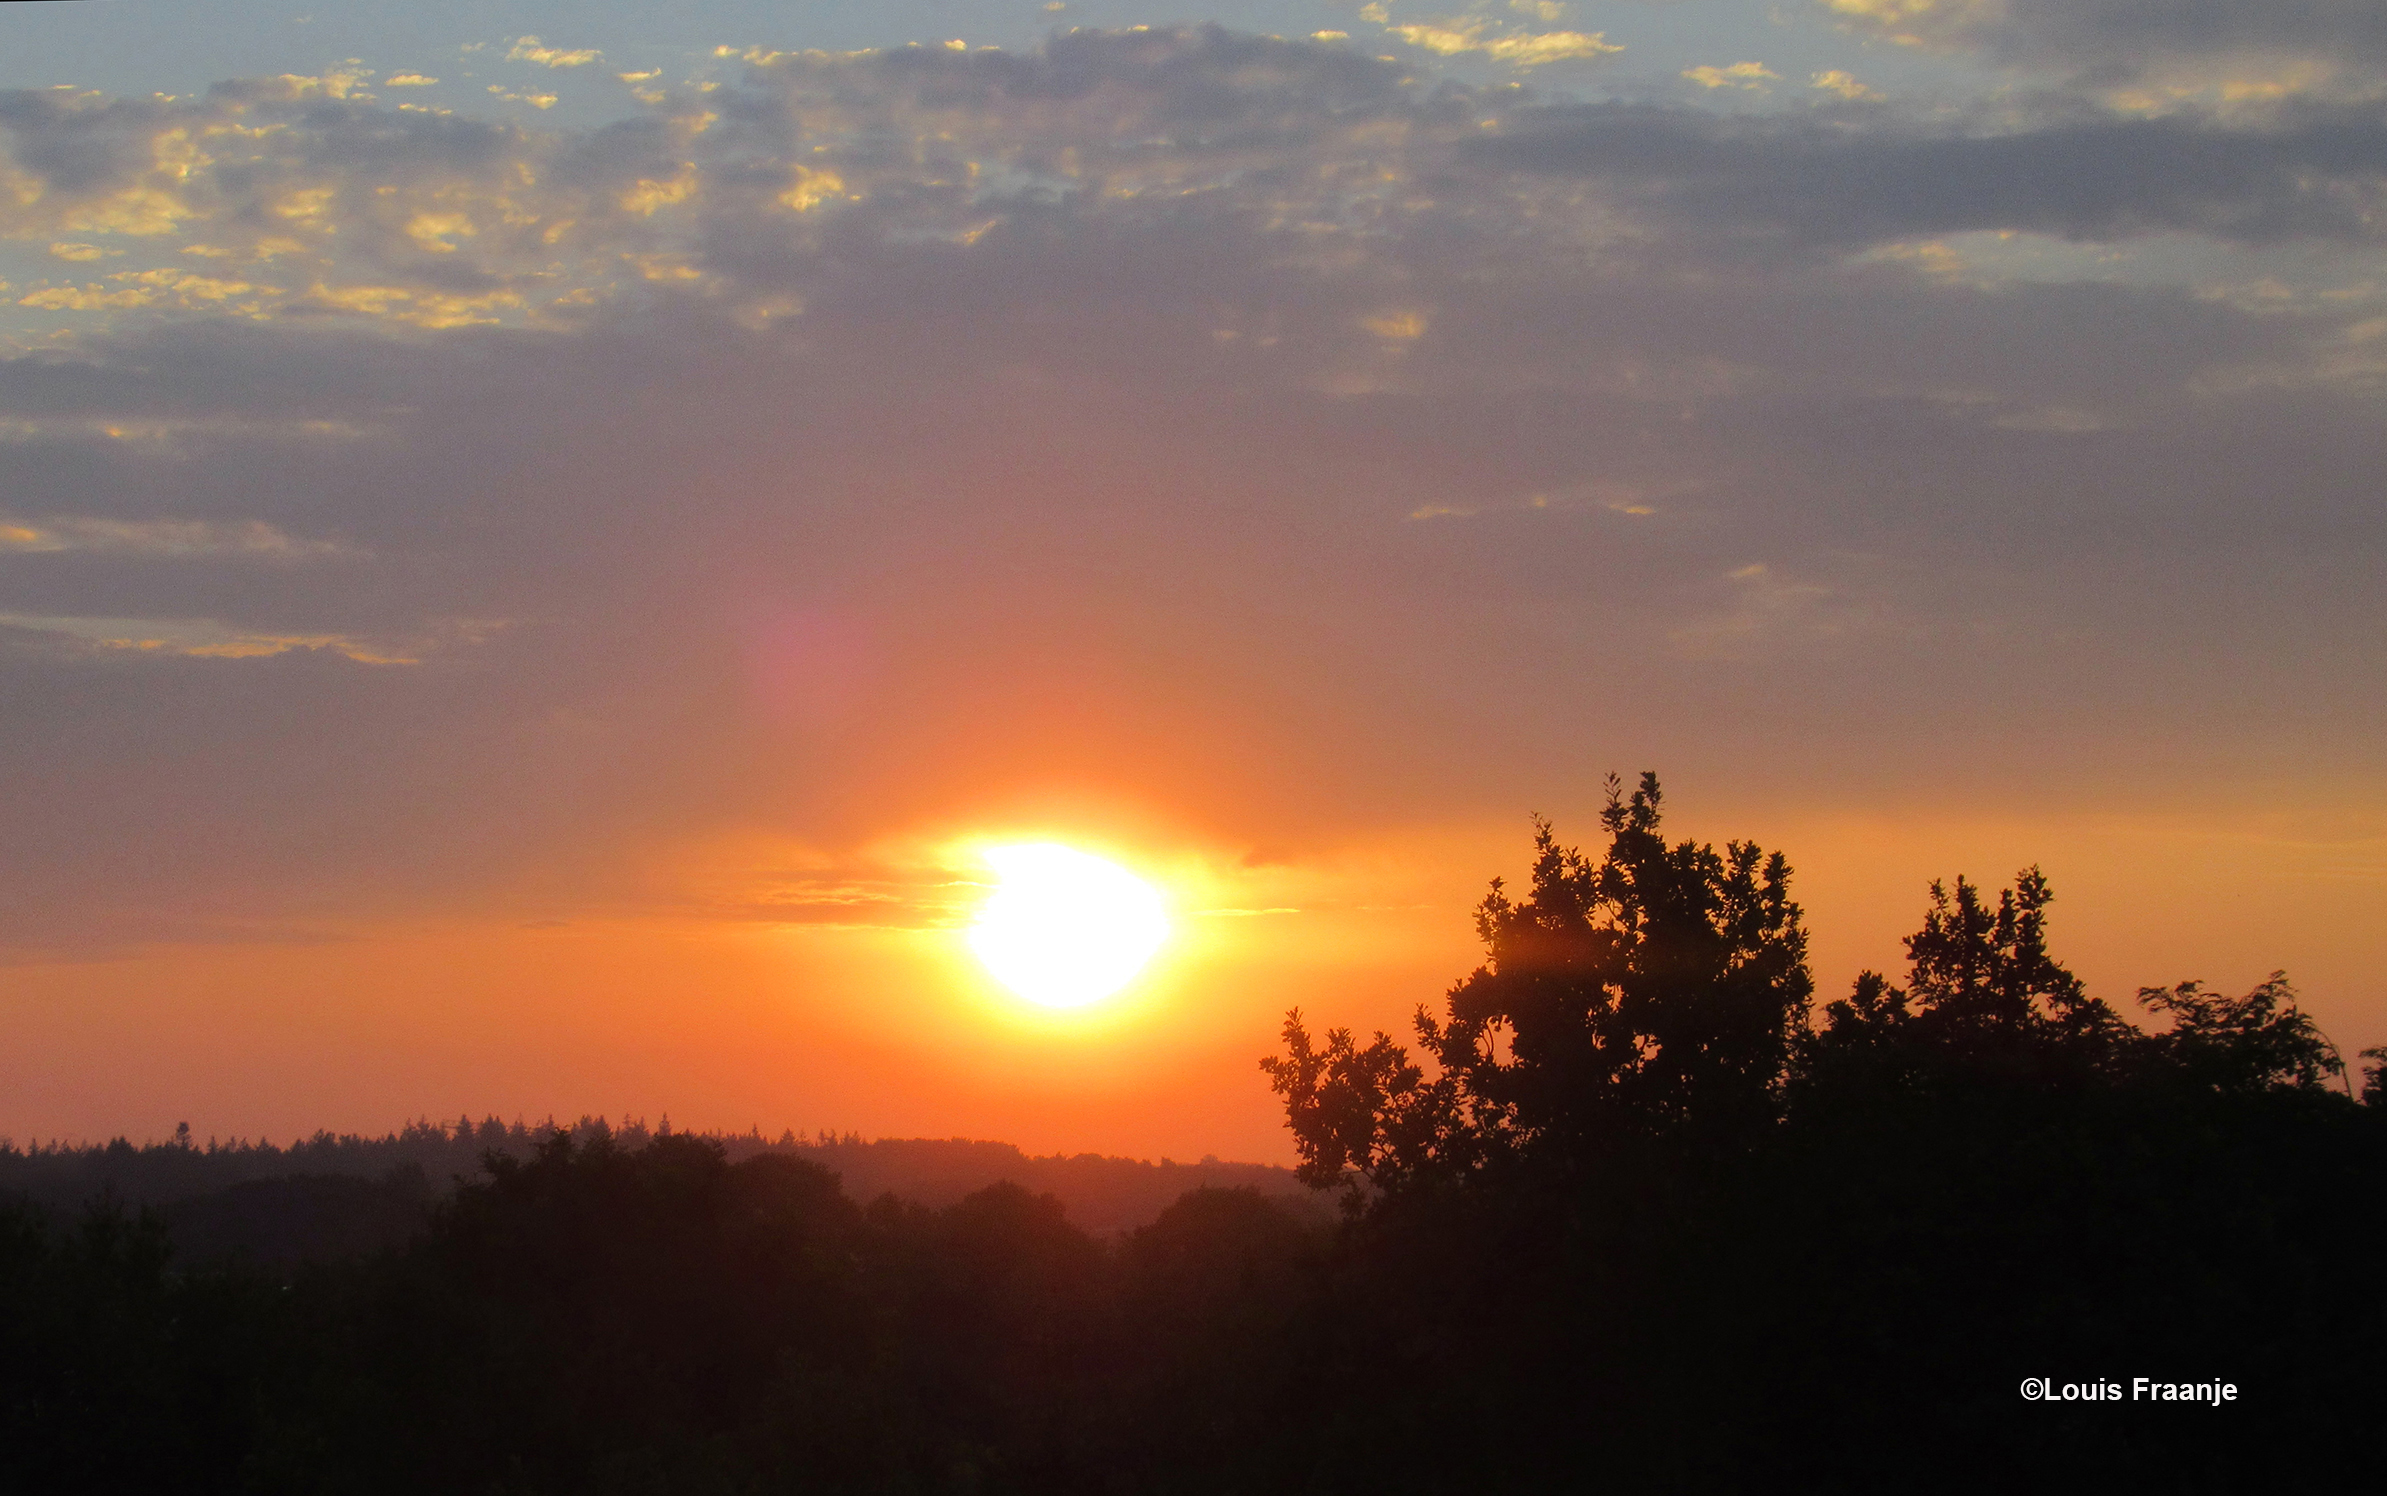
[1361,5,1621,66]
[713,859,982,930]
[1820,0,2387,78]
[0,612,414,662]
[1475,99,2387,250]
[506,37,602,69]
[1684,62,1779,91]
[0,25,2377,954]
[1811,70,1882,101]
[0,515,358,559]
[19,265,277,312]
[3,25,2370,348]
[1665,563,1845,662]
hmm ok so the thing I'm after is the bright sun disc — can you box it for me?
[968,843,1169,1009]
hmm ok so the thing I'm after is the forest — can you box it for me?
[4,776,2380,1492]
[0,1124,1319,1258]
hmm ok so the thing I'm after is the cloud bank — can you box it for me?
[0,25,2379,953]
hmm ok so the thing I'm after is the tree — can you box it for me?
[1262,773,1814,1195]
[1798,866,2134,1100]
[1801,869,2343,1100]
[2136,971,2342,1095]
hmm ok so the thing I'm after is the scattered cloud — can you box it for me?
[0,612,416,663]
[1684,62,1779,91]
[1666,563,1865,662]
[1362,5,1621,66]
[506,37,601,69]
[1811,69,1883,101]
[736,869,978,929]
[0,515,359,559]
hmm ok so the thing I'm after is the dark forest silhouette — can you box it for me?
[3,775,2380,1491]
[0,1124,1318,1260]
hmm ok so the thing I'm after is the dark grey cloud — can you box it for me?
[1478,99,2387,250]
[0,88,171,194]
[1823,0,2387,70]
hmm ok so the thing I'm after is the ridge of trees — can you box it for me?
[1266,772,2372,1206]
[0,1123,1316,1253]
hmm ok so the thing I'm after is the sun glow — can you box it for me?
[968,843,1170,1009]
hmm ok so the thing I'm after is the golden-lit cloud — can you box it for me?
[0,516,357,559]
[1683,61,1779,90]
[1360,4,1620,66]
[1819,0,1972,49]
[1811,69,1884,100]
[0,612,417,663]
[0,20,2372,363]
[506,37,602,69]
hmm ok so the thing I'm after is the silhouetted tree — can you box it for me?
[1798,867,2133,1095]
[1264,773,1812,1193]
[1801,872,2343,1103]
[2137,971,2342,1095]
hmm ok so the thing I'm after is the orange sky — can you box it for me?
[7,786,2380,1162]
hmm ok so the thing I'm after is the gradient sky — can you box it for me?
[4,0,2384,1162]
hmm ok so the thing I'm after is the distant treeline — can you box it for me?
[3,776,2381,1491]
[0,1121,1317,1259]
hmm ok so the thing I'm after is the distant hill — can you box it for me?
[737,1134,1328,1234]
[0,1118,1324,1263]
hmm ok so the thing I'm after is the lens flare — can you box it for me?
[968,843,1169,1009]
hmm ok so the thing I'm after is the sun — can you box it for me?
[968,843,1170,1009]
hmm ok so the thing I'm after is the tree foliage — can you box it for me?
[1263,773,1813,1192]
[1803,874,2344,1101]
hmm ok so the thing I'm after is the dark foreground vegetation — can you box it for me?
[4,775,2382,1491]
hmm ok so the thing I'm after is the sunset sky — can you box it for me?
[4,0,2383,1162]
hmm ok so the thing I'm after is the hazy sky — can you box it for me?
[5,0,2384,1160]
